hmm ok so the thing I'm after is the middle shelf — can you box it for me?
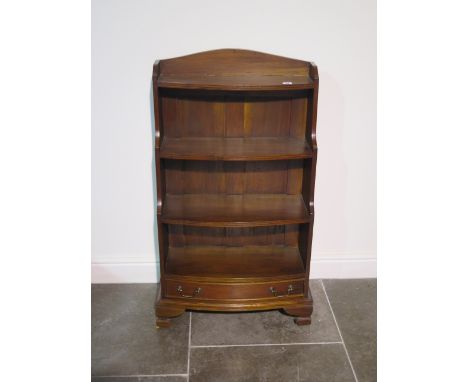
[159,137,313,161]
[161,194,310,227]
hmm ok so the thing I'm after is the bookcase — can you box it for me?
[152,49,319,328]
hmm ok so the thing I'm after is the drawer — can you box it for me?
[165,279,304,300]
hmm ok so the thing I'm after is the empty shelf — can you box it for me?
[161,194,310,227]
[165,245,305,281]
[160,137,313,161]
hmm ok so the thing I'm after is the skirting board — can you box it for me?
[91,257,376,283]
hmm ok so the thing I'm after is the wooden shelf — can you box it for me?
[165,245,305,282]
[153,50,318,326]
[161,194,309,227]
[160,137,313,161]
[157,74,314,91]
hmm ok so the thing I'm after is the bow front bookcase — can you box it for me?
[152,49,319,328]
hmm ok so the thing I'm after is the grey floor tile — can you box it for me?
[190,280,340,346]
[323,279,377,382]
[92,284,189,376]
[92,377,186,382]
[190,344,354,382]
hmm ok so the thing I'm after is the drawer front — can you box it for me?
[165,279,304,300]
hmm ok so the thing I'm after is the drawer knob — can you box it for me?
[270,285,294,297]
[176,285,202,298]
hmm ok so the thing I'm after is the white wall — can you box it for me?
[92,0,376,282]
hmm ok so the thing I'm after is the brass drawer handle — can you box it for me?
[270,285,294,297]
[177,285,202,298]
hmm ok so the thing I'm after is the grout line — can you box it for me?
[187,311,192,381]
[190,341,343,348]
[320,279,359,382]
[92,374,188,378]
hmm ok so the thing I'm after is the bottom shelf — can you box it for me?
[165,245,305,282]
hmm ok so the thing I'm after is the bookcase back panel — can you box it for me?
[168,225,300,247]
[164,160,303,195]
[160,91,308,138]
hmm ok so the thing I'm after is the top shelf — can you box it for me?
[157,74,314,91]
[155,49,317,91]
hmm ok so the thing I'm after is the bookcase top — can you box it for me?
[154,49,318,91]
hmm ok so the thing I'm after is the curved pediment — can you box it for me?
[154,49,317,90]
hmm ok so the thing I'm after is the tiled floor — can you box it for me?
[92,279,376,382]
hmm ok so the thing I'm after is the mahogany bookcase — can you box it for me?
[152,49,319,328]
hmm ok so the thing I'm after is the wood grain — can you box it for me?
[160,91,308,139]
[161,194,309,227]
[153,50,319,327]
[165,279,305,300]
[164,160,304,195]
[158,74,314,91]
[167,225,299,247]
[160,137,313,161]
[165,245,305,281]
[157,49,313,90]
